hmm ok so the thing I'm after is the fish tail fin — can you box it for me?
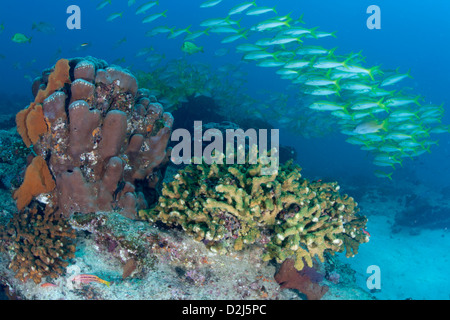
[309,54,318,65]
[381,118,389,131]
[296,13,305,24]
[376,171,393,180]
[309,26,319,39]
[273,50,283,61]
[162,9,168,17]
[235,17,243,29]
[343,102,351,112]
[416,141,427,152]
[353,50,365,63]
[330,31,338,38]
[342,56,352,68]
[368,65,380,80]
[272,6,278,14]
[285,11,293,22]
[414,95,422,106]
[406,68,413,79]
[334,78,341,91]
[379,101,390,112]
[329,47,338,56]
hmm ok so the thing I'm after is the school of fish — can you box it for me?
[6,0,449,179]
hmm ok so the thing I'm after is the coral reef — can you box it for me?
[69,211,157,279]
[139,156,369,270]
[0,203,76,284]
[13,57,174,218]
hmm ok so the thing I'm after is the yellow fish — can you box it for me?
[72,274,110,286]
[181,41,203,54]
[12,33,32,43]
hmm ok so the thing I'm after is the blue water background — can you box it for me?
[1,0,450,298]
[1,0,449,188]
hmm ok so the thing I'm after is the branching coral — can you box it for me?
[139,156,369,270]
[0,203,76,284]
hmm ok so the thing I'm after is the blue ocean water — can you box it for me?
[1,0,450,299]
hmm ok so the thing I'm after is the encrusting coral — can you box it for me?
[0,203,76,284]
[13,56,174,218]
[16,59,71,148]
[274,258,329,300]
[13,155,55,211]
[139,153,369,270]
[15,103,49,148]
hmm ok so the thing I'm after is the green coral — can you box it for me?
[139,157,369,270]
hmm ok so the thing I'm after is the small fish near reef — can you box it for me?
[361,228,371,237]
[72,274,110,287]
[12,33,32,44]
[181,41,203,54]
[73,42,92,52]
